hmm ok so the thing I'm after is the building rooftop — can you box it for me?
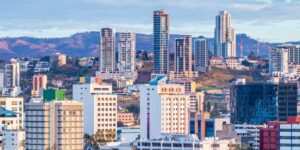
[0,109,18,117]
[149,75,166,85]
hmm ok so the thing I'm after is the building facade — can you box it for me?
[73,79,117,138]
[231,83,278,124]
[55,52,67,66]
[117,113,134,126]
[100,28,116,72]
[31,74,47,97]
[153,9,170,74]
[277,81,298,121]
[140,75,190,139]
[174,35,192,73]
[214,10,236,58]
[117,32,136,73]
[269,48,289,75]
[0,97,23,129]
[25,100,83,150]
[2,129,25,150]
[194,36,209,72]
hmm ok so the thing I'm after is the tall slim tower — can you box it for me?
[4,59,20,88]
[174,35,192,73]
[214,10,236,58]
[194,36,209,72]
[117,32,136,73]
[153,9,170,74]
[100,28,115,72]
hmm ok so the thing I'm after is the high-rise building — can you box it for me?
[100,28,116,73]
[4,59,20,88]
[174,35,192,73]
[25,100,83,150]
[231,83,277,124]
[214,10,236,58]
[194,36,209,72]
[73,77,117,138]
[117,32,135,73]
[31,74,47,97]
[279,44,300,64]
[269,48,289,75]
[140,75,190,139]
[0,69,4,92]
[4,59,20,87]
[3,59,21,96]
[153,9,170,74]
[277,81,298,121]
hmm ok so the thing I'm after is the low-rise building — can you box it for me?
[34,61,50,73]
[118,113,134,126]
[2,129,25,150]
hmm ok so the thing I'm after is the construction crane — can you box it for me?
[256,38,260,56]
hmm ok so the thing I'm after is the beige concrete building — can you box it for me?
[0,97,23,129]
[25,100,83,150]
[55,52,67,66]
[117,113,134,126]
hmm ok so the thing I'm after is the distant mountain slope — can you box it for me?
[0,32,298,59]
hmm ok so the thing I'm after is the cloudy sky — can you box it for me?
[0,0,299,42]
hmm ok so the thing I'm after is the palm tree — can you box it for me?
[84,133,99,150]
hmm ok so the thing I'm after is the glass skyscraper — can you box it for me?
[153,9,169,74]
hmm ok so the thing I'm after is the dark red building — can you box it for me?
[259,121,281,150]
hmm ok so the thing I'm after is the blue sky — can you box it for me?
[0,0,299,42]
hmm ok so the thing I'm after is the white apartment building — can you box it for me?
[0,70,4,92]
[2,129,25,150]
[0,108,20,147]
[269,48,289,75]
[118,32,136,73]
[0,97,23,129]
[4,59,20,88]
[279,123,300,150]
[3,59,21,96]
[134,136,239,150]
[31,74,47,97]
[25,100,83,150]
[140,75,191,139]
[234,124,267,150]
[279,44,300,64]
[73,80,117,136]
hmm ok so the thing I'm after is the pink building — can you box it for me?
[31,74,47,97]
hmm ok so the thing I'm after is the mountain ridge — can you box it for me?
[0,32,298,59]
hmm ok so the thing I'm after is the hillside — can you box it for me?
[0,32,298,59]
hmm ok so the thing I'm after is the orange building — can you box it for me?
[117,113,134,126]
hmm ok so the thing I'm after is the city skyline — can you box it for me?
[0,0,299,42]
